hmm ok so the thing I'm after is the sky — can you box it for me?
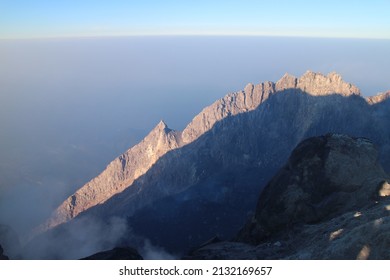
[1,0,390,39]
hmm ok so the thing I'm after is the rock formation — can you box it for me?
[187,134,390,259]
[237,134,389,243]
[182,71,360,143]
[30,71,390,259]
[42,71,374,231]
[366,91,390,104]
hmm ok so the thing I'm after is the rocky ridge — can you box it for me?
[42,71,368,232]
[23,70,390,259]
[182,71,360,143]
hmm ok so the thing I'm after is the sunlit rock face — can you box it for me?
[182,71,361,144]
[276,71,361,96]
[41,120,181,230]
[366,91,390,104]
[34,71,390,257]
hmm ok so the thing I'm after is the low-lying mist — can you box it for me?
[21,215,177,260]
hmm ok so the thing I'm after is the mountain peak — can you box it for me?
[153,120,169,132]
[276,73,297,90]
[158,119,167,127]
[297,71,361,96]
[275,71,360,96]
[40,119,179,232]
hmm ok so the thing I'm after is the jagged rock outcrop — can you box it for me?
[279,71,360,96]
[80,247,143,260]
[31,71,390,259]
[366,91,390,104]
[187,134,390,259]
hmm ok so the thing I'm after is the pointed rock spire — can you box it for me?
[276,73,297,91]
[150,120,171,135]
[156,120,168,130]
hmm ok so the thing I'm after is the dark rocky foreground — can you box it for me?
[0,244,9,260]
[186,134,390,259]
[81,247,143,260]
[0,224,20,259]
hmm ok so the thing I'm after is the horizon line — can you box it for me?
[1,33,390,41]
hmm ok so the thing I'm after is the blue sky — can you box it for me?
[1,0,390,39]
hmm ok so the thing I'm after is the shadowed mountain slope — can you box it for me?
[27,71,390,259]
[42,71,366,232]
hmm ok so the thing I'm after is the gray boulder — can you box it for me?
[237,134,389,244]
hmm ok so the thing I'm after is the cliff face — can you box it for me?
[34,71,390,257]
